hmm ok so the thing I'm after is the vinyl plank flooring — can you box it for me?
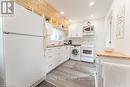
[37,60,96,87]
[36,80,56,87]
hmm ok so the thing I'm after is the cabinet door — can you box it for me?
[60,46,69,61]
[69,25,77,38]
[46,47,62,73]
[56,46,69,65]
[46,46,70,73]
[45,22,53,35]
[59,46,66,58]
[68,26,73,38]
[76,24,83,37]
[46,59,57,73]
[68,23,82,38]
[45,47,58,61]
[64,46,68,59]
[66,46,70,59]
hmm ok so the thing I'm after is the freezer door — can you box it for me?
[3,4,44,36]
[4,34,46,87]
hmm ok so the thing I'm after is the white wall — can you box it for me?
[105,0,130,54]
[91,18,105,51]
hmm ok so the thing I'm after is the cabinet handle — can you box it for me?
[48,56,52,58]
[58,60,61,62]
[49,64,52,67]
[48,49,52,50]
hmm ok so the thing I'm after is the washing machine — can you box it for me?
[70,45,81,61]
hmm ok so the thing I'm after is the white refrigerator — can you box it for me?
[1,4,46,87]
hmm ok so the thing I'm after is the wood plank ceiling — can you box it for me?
[16,0,70,30]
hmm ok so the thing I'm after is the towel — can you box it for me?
[102,62,130,87]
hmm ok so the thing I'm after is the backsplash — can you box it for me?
[70,38,82,44]
[70,36,95,45]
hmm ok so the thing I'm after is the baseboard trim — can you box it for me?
[46,59,69,75]
[30,76,46,87]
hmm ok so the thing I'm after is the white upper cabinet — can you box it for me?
[45,22,53,36]
[68,23,83,38]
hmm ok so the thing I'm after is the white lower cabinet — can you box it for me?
[66,46,70,59]
[45,46,70,73]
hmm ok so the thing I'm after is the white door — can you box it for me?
[81,47,94,57]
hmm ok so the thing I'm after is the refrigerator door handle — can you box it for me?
[3,32,44,37]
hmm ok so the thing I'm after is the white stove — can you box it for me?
[81,44,95,63]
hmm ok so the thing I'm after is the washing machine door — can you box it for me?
[72,49,79,55]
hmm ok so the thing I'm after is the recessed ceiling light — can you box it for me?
[89,2,95,6]
[90,14,94,18]
[90,14,94,19]
[60,11,64,15]
[69,19,72,22]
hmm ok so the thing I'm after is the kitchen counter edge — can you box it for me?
[96,50,130,59]
[47,45,70,48]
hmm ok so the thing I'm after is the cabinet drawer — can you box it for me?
[47,63,55,72]
[46,47,61,53]
[46,55,53,60]
[46,48,54,51]
[46,48,54,52]
[47,59,58,73]
[60,46,66,50]
[57,58,64,63]
[45,48,58,56]
[56,57,67,66]
[46,55,58,62]
[54,47,62,52]
[45,52,53,56]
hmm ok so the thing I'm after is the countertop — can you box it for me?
[47,44,82,48]
[47,44,70,48]
[96,50,130,59]
[71,44,81,46]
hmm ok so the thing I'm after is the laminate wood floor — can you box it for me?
[36,80,56,87]
[37,60,96,87]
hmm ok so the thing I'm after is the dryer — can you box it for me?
[70,45,81,61]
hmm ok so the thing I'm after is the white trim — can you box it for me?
[30,76,46,87]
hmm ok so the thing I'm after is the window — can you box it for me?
[50,28,65,41]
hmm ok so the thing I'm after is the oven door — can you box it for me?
[83,26,91,32]
[81,47,94,57]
